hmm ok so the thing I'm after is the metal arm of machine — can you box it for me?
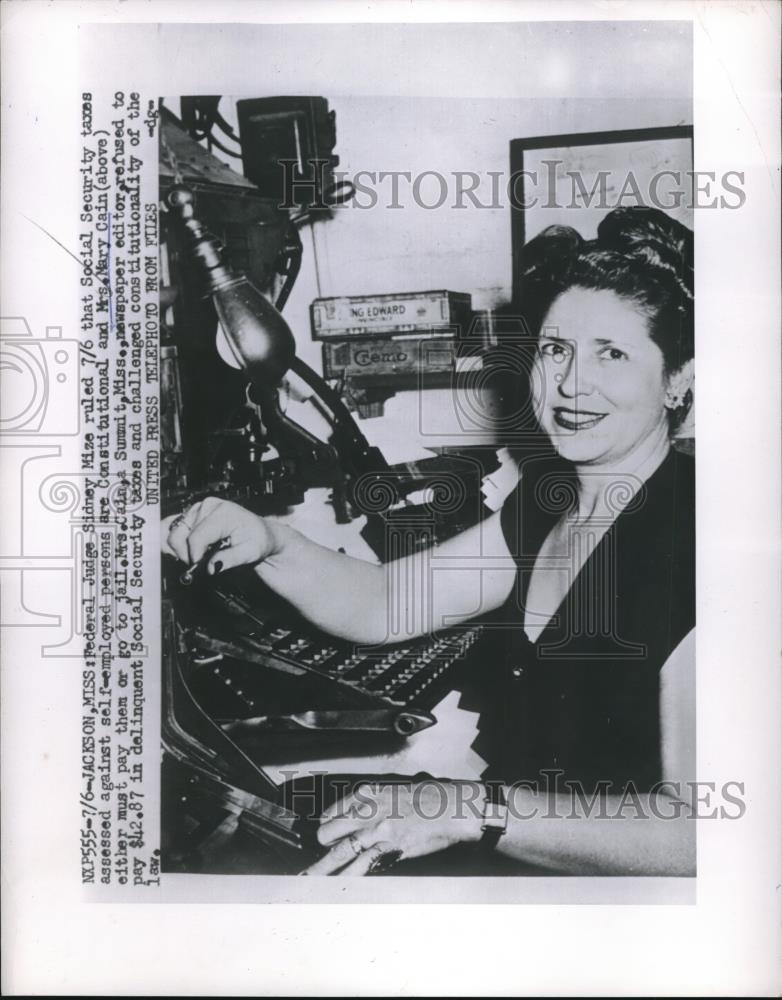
[166,183,387,517]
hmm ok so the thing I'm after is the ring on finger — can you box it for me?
[346,833,363,858]
[170,513,188,532]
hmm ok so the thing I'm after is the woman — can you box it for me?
[164,206,696,876]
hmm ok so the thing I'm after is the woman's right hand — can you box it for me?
[163,497,282,575]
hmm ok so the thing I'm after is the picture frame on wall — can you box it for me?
[510,124,694,284]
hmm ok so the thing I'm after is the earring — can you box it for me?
[665,391,683,409]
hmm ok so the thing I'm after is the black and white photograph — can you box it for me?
[1,2,780,995]
[157,24,700,880]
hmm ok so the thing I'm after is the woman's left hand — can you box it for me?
[300,780,484,876]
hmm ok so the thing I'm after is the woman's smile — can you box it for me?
[552,406,609,431]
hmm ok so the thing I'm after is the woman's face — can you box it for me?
[532,287,670,466]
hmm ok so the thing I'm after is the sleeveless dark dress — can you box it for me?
[471,447,695,794]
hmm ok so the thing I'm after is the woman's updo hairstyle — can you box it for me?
[517,207,694,415]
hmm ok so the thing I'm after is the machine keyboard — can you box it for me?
[188,586,484,713]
